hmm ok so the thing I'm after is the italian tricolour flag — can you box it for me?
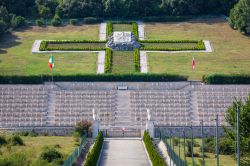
[48,55,55,69]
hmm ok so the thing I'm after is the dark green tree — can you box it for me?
[229,0,250,34]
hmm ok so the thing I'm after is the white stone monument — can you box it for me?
[113,31,132,43]
[146,109,155,138]
[92,109,100,138]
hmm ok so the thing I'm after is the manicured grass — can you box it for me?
[166,138,236,166]
[45,42,106,50]
[141,42,202,50]
[145,18,250,80]
[113,24,132,31]
[111,51,135,74]
[0,135,77,164]
[0,25,99,75]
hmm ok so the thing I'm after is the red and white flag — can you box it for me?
[192,57,196,71]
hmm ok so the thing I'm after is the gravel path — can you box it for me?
[99,22,107,41]
[138,21,145,40]
[140,51,148,73]
[97,51,105,74]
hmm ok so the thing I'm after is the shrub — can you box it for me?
[132,22,138,39]
[74,120,92,137]
[202,74,250,84]
[84,132,103,166]
[106,21,113,37]
[36,19,44,26]
[0,135,7,146]
[134,49,140,72]
[9,135,24,146]
[105,48,112,73]
[40,147,63,163]
[70,19,78,25]
[0,74,188,84]
[11,16,26,29]
[143,131,165,166]
[84,17,103,24]
[51,15,61,26]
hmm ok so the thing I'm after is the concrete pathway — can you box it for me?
[140,51,148,73]
[138,21,145,40]
[100,22,107,41]
[97,51,105,74]
[98,139,151,166]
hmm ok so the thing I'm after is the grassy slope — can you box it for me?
[111,51,135,74]
[113,24,132,31]
[167,138,236,166]
[145,18,250,80]
[0,136,77,164]
[0,25,99,76]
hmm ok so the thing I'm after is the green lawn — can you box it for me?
[113,24,132,31]
[0,25,99,76]
[166,138,236,166]
[46,42,106,50]
[141,42,202,50]
[111,51,135,74]
[0,135,77,165]
[145,18,250,80]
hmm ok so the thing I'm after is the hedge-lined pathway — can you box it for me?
[98,139,151,166]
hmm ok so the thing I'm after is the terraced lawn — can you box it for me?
[111,51,135,74]
[0,25,99,76]
[145,18,250,80]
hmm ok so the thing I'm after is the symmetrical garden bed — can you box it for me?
[40,40,106,51]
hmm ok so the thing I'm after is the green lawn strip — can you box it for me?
[113,24,132,31]
[111,51,135,74]
[166,138,236,166]
[140,40,205,51]
[40,40,106,51]
[0,136,77,164]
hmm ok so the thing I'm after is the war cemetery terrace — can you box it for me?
[0,0,250,165]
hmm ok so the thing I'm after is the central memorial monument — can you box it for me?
[106,31,141,51]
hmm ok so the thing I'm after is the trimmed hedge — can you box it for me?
[140,40,205,51]
[106,21,113,37]
[202,74,250,84]
[0,74,188,84]
[39,40,106,51]
[142,16,192,22]
[134,49,140,72]
[132,22,138,39]
[84,132,103,166]
[105,48,112,73]
[140,40,201,43]
[143,131,165,166]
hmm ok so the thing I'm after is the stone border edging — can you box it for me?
[138,21,145,40]
[99,22,107,41]
[140,51,148,73]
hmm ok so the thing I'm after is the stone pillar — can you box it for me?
[92,120,100,138]
[146,120,155,138]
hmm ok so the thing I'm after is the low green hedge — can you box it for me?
[140,40,201,43]
[39,40,106,51]
[143,131,165,166]
[0,74,188,84]
[132,22,138,39]
[142,16,192,22]
[105,48,112,73]
[106,21,113,37]
[84,132,103,166]
[134,49,140,72]
[202,74,250,84]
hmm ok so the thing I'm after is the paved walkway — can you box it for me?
[98,139,151,166]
